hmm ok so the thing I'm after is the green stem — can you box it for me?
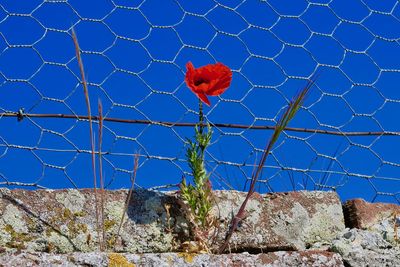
[198,100,206,160]
[198,100,204,134]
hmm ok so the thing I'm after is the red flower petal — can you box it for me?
[184,61,232,106]
[196,92,211,106]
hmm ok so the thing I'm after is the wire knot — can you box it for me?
[17,108,25,122]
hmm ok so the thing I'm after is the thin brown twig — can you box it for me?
[71,29,101,251]
[114,153,139,251]
[218,76,317,253]
[2,112,399,137]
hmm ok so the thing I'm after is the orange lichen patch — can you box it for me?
[108,253,135,267]
[177,252,197,263]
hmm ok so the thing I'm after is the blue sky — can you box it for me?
[0,0,400,203]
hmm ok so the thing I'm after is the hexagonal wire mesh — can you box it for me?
[0,1,399,203]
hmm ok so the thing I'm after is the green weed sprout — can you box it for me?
[179,62,232,250]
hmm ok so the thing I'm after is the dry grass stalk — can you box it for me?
[218,76,318,253]
[114,153,139,251]
[71,29,102,251]
[97,99,106,251]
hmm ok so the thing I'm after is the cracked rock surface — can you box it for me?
[0,250,344,267]
[1,188,399,266]
[331,228,400,267]
[0,188,344,253]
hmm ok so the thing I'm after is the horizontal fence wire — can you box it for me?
[0,0,399,203]
[2,111,400,136]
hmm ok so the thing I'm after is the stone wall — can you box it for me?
[0,188,399,266]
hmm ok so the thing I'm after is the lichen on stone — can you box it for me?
[0,204,33,249]
[105,200,125,224]
[305,203,345,245]
[177,252,196,263]
[272,202,310,249]
[2,204,28,233]
[55,190,85,213]
[45,206,93,252]
[46,232,74,253]
[0,220,11,247]
[108,253,135,267]
[369,216,400,245]
[3,224,33,250]
[123,221,174,253]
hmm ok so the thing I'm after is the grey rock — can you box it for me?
[206,190,346,252]
[343,198,400,246]
[0,189,345,253]
[331,228,400,267]
[0,250,344,267]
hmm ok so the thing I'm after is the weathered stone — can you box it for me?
[343,198,400,229]
[0,188,186,254]
[0,250,344,267]
[331,228,400,267]
[0,188,345,253]
[212,190,345,252]
[343,198,400,245]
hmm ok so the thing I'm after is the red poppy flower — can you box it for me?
[185,62,232,106]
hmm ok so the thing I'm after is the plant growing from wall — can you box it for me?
[179,62,232,251]
[218,75,318,253]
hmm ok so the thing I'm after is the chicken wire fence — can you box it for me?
[0,0,399,203]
